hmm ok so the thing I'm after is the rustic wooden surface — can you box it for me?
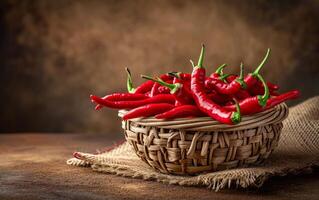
[0,133,318,200]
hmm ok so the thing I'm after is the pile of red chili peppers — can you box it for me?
[90,45,300,125]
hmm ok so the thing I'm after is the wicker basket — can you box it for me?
[118,103,288,175]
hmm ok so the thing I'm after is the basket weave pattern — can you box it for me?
[121,104,288,175]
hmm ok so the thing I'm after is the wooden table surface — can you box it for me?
[0,133,318,200]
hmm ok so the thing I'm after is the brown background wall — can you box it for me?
[1,0,318,134]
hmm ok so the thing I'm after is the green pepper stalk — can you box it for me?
[214,63,227,76]
[232,98,241,123]
[125,67,135,93]
[235,63,247,89]
[256,74,270,107]
[197,44,205,68]
[244,48,271,89]
[219,73,232,81]
[251,48,271,77]
[141,75,181,94]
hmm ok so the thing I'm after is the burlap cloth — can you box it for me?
[67,96,319,191]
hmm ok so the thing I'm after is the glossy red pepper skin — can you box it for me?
[173,85,194,105]
[191,67,240,124]
[90,94,175,109]
[234,90,251,100]
[249,86,280,96]
[206,90,232,105]
[172,78,194,105]
[224,90,300,114]
[123,103,174,120]
[158,86,170,94]
[243,74,258,89]
[150,83,161,97]
[227,75,279,91]
[190,45,241,124]
[205,77,242,95]
[225,96,262,115]
[258,80,279,91]
[263,90,300,109]
[134,80,154,94]
[94,93,148,110]
[223,73,270,115]
[100,93,147,101]
[155,105,204,119]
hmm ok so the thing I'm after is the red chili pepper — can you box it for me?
[95,68,157,109]
[224,90,300,113]
[206,87,250,103]
[133,81,154,94]
[265,82,279,91]
[257,80,279,91]
[150,82,161,97]
[263,90,300,109]
[249,85,279,96]
[155,105,204,119]
[234,89,251,100]
[223,74,270,115]
[205,63,246,95]
[190,45,241,124]
[90,94,175,109]
[95,68,155,110]
[142,75,194,105]
[98,93,147,102]
[207,90,232,105]
[94,93,148,110]
[123,103,174,120]
[226,74,279,92]
[158,86,170,94]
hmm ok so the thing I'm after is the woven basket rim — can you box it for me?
[118,103,288,131]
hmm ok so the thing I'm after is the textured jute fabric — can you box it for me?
[67,96,319,191]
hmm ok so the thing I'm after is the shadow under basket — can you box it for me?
[118,103,289,175]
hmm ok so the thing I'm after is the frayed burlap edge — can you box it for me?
[67,151,318,191]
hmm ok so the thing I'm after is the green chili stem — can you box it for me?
[252,48,271,76]
[197,44,205,68]
[168,72,181,79]
[235,63,247,88]
[219,74,231,82]
[215,63,227,76]
[125,67,135,93]
[190,60,195,68]
[141,75,179,93]
[231,98,241,124]
[256,74,270,107]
